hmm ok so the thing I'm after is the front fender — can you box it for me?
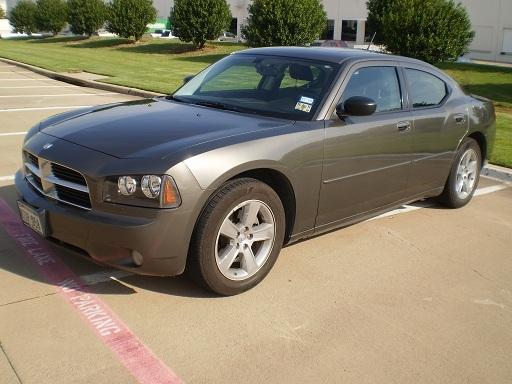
[183,122,325,237]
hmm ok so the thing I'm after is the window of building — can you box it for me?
[341,20,358,41]
[341,67,402,113]
[230,18,237,35]
[321,20,335,40]
[404,69,447,108]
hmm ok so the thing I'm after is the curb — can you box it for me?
[0,57,164,98]
[482,163,512,183]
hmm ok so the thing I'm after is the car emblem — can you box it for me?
[42,143,53,150]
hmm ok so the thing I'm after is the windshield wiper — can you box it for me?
[191,100,245,113]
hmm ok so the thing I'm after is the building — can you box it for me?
[1,0,511,63]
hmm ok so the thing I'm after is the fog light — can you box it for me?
[118,176,137,195]
[132,250,144,266]
[141,175,161,198]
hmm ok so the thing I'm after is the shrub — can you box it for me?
[107,0,157,42]
[242,0,327,47]
[366,0,474,63]
[170,0,231,49]
[35,0,68,35]
[8,0,37,34]
[0,6,5,19]
[68,0,107,37]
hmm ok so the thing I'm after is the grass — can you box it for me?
[0,37,510,167]
[0,36,246,93]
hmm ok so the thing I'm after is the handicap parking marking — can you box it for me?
[0,199,183,384]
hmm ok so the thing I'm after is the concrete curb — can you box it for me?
[0,57,164,98]
[482,163,512,183]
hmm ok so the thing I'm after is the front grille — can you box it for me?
[23,150,91,210]
[27,152,38,168]
[51,163,87,186]
[55,185,92,209]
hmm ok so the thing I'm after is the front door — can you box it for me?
[316,64,414,229]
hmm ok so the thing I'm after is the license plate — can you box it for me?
[17,201,47,237]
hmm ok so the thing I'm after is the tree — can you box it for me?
[242,0,326,47]
[170,0,231,49]
[8,0,38,34]
[366,0,474,63]
[68,0,107,37]
[107,0,156,42]
[35,0,68,35]
[0,6,6,19]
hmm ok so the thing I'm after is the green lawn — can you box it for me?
[0,37,245,93]
[0,37,510,167]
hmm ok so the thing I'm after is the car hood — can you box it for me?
[40,98,292,159]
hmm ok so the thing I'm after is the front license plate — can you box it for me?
[17,200,47,237]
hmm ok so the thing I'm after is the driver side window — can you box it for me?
[341,66,402,113]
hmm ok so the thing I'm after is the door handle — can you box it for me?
[397,121,411,133]
[454,114,466,124]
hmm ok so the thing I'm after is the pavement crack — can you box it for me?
[0,342,22,384]
[0,292,56,307]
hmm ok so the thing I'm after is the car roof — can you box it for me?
[235,46,428,66]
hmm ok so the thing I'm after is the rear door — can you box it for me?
[316,62,414,229]
[402,66,469,195]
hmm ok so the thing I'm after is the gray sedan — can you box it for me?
[16,47,496,295]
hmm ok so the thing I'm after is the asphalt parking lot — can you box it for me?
[1,61,512,384]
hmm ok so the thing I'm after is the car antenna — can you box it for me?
[367,32,376,50]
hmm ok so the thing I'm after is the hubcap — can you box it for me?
[215,200,276,281]
[455,148,478,200]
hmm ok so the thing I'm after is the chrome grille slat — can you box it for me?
[23,151,91,210]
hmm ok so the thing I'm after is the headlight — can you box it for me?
[103,175,181,208]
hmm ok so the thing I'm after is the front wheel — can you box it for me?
[188,178,285,296]
[438,138,481,208]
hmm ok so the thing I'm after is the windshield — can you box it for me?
[173,54,339,120]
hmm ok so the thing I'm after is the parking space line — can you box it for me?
[0,176,15,182]
[0,132,27,136]
[0,199,183,384]
[0,105,92,112]
[0,79,50,81]
[0,93,116,98]
[372,183,510,220]
[474,184,508,196]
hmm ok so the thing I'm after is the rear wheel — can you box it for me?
[188,178,285,296]
[438,138,481,208]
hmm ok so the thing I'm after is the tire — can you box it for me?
[438,138,482,208]
[188,178,286,296]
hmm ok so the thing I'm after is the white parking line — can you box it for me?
[372,183,510,221]
[0,79,48,81]
[0,93,116,98]
[0,176,15,182]
[474,184,509,196]
[0,71,32,74]
[0,85,78,89]
[0,105,92,112]
[0,132,26,136]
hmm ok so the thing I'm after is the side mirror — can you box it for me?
[183,75,194,84]
[336,96,377,118]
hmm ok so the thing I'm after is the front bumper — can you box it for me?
[15,170,199,276]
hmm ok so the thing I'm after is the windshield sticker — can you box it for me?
[299,96,314,105]
[295,102,312,113]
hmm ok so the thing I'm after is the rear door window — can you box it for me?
[404,68,448,108]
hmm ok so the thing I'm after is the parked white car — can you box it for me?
[217,31,243,43]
